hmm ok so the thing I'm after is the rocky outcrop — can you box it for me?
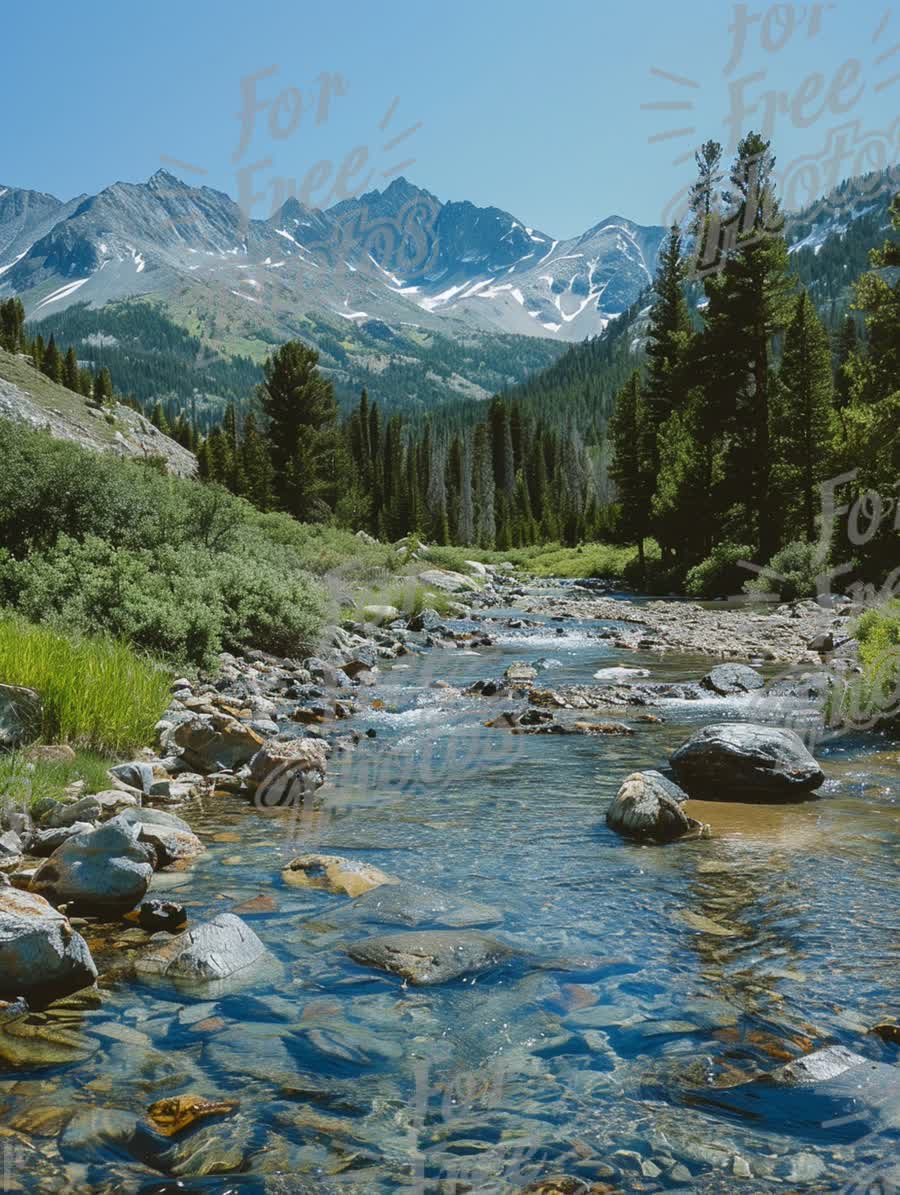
[606,771,708,843]
[0,888,97,1002]
[670,722,824,800]
[348,930,516,985]
[0,683,42,750]
[30,821,154,913]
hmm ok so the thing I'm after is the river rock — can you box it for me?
[0,888,97,1002]
[248,737,329,806]
[134,914,269,993]
[700,663,765,696]
[418,568,480,593]
[0,683,42,750]
[344,881,502,928]
[30,821,154,913]
[0,830,23,871]
[27,822,95,857]
[108,760,155,794]
[361,605,401,624]
[112,807,203,868]
[606,771,707,844]
[348,930,516,985]
[43,795,102,829]
[173,713,264,773]
[281,853,396,897]
[670,722,824,800]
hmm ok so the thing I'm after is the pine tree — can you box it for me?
[609,370,654,577]
[93,367,113,406]
[240,411,275,510]
[62,346,80,392]
[644,226,693,464]
[701,132,795,559]
[773,289,835,542]
[688,140,724,272]
[42,335,63,383]
[473,424,496,548]
[257,341,339,520]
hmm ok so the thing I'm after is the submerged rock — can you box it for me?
[606,771,708,844]
[348,929,516,985]
[281,853,396,897]
[344,881,501,928]
[147,1093,238,1137]
[30,821,154,914]
[134,913,270,992]
[700,663,765,696]
[670,722,824,800]
[0,888,97,1002]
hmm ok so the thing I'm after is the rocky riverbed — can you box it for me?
[0,571,897,1193]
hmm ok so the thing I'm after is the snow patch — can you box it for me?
[34,278,90,310]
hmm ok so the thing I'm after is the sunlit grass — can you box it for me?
[0,614,171,754]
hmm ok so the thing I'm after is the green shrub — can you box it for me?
[0,615,171,753]
[742,541,829,602]
[684,543,755,599]
[622,555,683,594]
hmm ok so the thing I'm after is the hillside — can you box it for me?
[0,347,196,475]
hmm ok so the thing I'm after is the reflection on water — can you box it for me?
[1,599,898,1192]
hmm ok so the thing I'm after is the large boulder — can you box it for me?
[112,807,203,868]
[606,771,708,844]
[417,568,480,594]
[173,714,263,774]
[348,930,516,986]
[281,853,396,897]
[249,737,328,806]
[670,722,824,800]
[0,888,97,1002]
[0,684,42,750]
[30,821,154,914]
[134,914,269,994]
[700,663,765,696]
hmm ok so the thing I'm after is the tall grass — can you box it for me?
[0,749,114,809]
[0,615,172,754]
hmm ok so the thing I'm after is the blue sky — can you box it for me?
[4,0,896,235]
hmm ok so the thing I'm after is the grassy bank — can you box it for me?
[0,749,114,808]
[419,540,642,580]
[0,616,171,754]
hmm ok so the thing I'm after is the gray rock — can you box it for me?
[112,807,203,868]
[417,568,480,593]
[108,760,155,794]
[0,683,42,750]
[173,713,264,773]
[344,881,502,928]
[0,887,97,1002]
[248,737,328,806]
[606,771,707,844]
[0,830,23,870]
[670,722,824,800]
[348,929,516,985]
[700,663,765,696]
[30,821,154,914]
[43,795,102,828]
[134,914,270,994]
[27,822,95,857]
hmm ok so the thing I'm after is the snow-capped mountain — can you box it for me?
[0,172,667,343]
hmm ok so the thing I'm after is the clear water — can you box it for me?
[2,594,898,1193]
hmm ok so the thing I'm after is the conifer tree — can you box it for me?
[609,370,653,577]
[772,289,835,542]
[93,367,113,406]
[42,335,63,383]
[62,346,80,392]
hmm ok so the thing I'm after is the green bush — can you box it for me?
[742,541,829,602]
[0,615,171,753]
[0,421,367,668]
[622,555,683,594]
[684,543,755,599]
